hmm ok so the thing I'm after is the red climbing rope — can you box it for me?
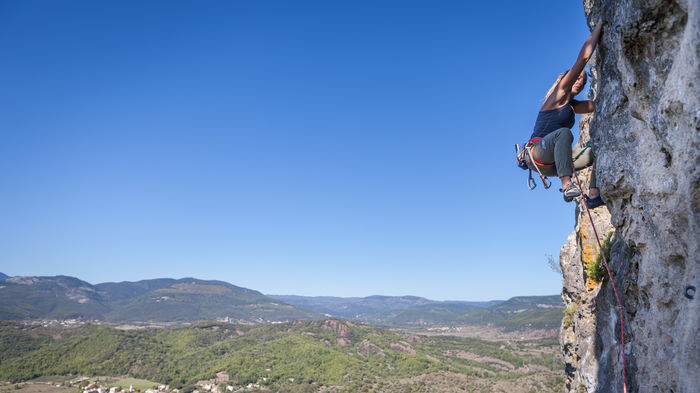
[571,165,628,393]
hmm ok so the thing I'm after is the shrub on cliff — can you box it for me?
[587,232,614,283]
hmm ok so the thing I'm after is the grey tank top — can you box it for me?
[530,101,575,139]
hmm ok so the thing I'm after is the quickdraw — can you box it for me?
[516,138,553,190]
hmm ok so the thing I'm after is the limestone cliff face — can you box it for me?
[559,1,699,392]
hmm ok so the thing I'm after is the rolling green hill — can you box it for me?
[0,276,108,320]
[105,279,315,322]
[268,295,438,319]
[381,302,481,326]
[0,275,562,330]
[375,295,563,330]
[269,295,502,321]
[271,294,563,330]
[95,279,178,302]
[488,295,562,311]
[0,276,315,323]
[455,295,564,330]
[0,320,563,392]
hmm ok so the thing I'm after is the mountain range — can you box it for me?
[268,294,502,320]
[271,294,563,329]
[0,274,313,323]
[0,273,563,329]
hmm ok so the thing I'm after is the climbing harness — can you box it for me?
[571,164,628,393]
[516,141,592,191]
[515,138,553,190]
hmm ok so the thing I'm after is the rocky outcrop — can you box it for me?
[559,1,699,392]
[322,319,355,339]
[389,342,416,354]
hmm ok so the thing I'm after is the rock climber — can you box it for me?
[527,19,605,208]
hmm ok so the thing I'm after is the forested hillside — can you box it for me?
[0,275,563,331]
[0,276,315,323]
[273,294,563,330]
[0,321,563,393]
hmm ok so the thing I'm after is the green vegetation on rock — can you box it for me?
[587,232,614,283]
[562,302,580,328]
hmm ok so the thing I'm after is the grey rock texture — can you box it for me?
[559,1,699,392]
[559,116,625,393]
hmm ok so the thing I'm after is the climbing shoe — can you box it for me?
[561,182,581,202]
[584,194,606,209]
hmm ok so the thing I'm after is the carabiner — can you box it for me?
[541,176,552,189]
[528,170,537,190]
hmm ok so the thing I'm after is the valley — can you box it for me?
[0,273,566,392]
[0,320,563,393]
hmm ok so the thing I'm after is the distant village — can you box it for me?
[76,372,266,393]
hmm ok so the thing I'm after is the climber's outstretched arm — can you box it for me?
[560,20,603,92]
[573,100,595,114]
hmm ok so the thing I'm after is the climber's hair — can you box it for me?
[543,70,569,103]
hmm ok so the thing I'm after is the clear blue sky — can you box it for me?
[0,0,592,300]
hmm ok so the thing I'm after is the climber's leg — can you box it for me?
[573,144,593,170]
[589,168,599,196]
[536,128,574,189]
[583,165,605,207]
[531,138,554,164]
[572,144,601,199]
[533,128,578,201]
[550,128,574,179]
[532,130,559,177]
